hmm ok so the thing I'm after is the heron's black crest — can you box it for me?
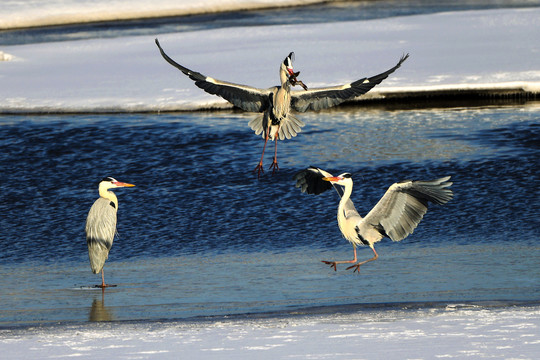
[342,173,352,179]
[284,52,294,67]
[101,176,115,183]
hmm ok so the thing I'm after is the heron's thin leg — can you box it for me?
[101,269,106,288]
[322,246,358,271]
[346,247,379,273]
[254,132,270,178]
[269,126,280,174]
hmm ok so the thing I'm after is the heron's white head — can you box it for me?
[282,52,295,77]
[99,177,136,190]
[322,173,353,186]
[280,52,296,85]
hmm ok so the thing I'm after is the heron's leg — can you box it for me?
[269,126,280,174]
[322,246,358,271]
[254,132,270,178]
[100,269,107,288]
[346,247,379,273]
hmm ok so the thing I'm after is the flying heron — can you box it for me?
[85,177,135,288]
[155,39,409,177]
[294,167,453,272]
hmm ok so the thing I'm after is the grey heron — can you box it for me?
[155,39,409,177]
[294,167,453,272]
[85,177,135,288]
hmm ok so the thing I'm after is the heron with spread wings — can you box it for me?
[294,167,453,272]
[155,39,408,177]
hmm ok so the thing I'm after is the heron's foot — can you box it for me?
[346,264,361,273]
[269,158,279,174]
[321,260,338,271]
[93,284,117,288]
[254,162,264,178]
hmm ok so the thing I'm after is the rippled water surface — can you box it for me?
[0,104,539,326]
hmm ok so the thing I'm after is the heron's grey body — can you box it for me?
[85,177,134,287]
[86,196,117,274]
[294,167,453,272]
[155,39,408,175]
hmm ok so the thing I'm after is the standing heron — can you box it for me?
[85,177,135,288]
[294,167,453,272]
[155,39,408,177]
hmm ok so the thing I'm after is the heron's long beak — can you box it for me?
[115,182,135,187]
[322,176,340,182]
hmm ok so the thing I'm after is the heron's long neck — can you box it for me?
[280,67,288,86]
[338,182,353,216]
[99,187,118,208]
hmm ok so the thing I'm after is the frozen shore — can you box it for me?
[1,7,539,113]
[2,303,539,359]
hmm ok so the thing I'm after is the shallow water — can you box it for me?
[0,104,538,326]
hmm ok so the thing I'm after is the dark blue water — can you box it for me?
[0,105,539,326]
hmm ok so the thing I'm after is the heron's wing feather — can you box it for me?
[85,198,117,273]
[293,166,363,214]
[156,39,271,112]
[294,167,335,195]
[291,54,409,112]
[362,176,453,242]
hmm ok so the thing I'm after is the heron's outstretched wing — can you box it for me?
[155,39,272,112]
[291,54,409,112]
[294,167,334,195]
[361,176,453,242]
[86,198,117,274]
[293,167,359,219]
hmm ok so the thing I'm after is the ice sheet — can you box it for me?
[1,8,539,113]
[2,305,539,359]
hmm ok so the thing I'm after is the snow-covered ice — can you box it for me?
[0,0,326,30]
[1,7,539,113]
[2,305,539,359]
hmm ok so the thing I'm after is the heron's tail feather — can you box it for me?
[248,114,265,138]
[278,114,305,140]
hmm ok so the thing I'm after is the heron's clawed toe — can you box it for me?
[321,260,338,271]
[346,264,361,273]
[254,162,264,178]
[269,158,279,174]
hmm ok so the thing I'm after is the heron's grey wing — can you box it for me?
[361,176,453,242]
[291,54,409,112]
[85,198,117,273]
[156,39,271,112]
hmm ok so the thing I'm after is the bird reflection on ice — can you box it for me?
[89,293,115,322]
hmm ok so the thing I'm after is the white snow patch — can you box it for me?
[0,51,13,61]
[1,306,539,360]
[0,0,327,30]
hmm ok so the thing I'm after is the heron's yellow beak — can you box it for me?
[322,176,340,182]
[116,182,135,187]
